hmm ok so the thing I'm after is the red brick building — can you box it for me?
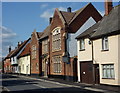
[49,3,102,81]
[4,49,15,74]
[39,25,51,77]
[30,30,43,76]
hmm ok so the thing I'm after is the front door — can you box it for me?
[94,64,100,84]
[42,59,48,77]
[80,61,93,84]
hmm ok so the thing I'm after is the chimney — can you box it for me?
[105,0,113,16]
[18,42,21,47]
[49,17,52,24]
[9,46,11,53]
[67,7,71,12]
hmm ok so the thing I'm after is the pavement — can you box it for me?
[1,74,120,93]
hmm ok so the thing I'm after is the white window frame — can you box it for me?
[102,64,115,79]
[102,37,109,50]
[52,27,61,52]
[52,56,62,73]
[80,39,85,50]
[42,39,48,54]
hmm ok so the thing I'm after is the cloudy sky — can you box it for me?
[1,1,119,57]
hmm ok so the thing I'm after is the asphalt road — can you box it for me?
[1,74,103,93]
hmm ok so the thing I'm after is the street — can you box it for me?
[1,74,104,93]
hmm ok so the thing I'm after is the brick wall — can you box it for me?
[4,58,12,73]
[49,10,66,76]
[30,32,42,75]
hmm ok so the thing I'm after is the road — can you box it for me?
[1,74,103,93]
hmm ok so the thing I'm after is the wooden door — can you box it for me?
[94,64,100,84]
[80,61,93,84]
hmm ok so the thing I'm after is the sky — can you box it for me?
[1,1,119,57]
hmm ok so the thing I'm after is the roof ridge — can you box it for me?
[69,3,92,25]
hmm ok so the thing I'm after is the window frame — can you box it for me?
[52,55,62,73]
[102,64,115,79]
[42,39,48,54]
[79,39,85,51]
[31,45,37,59]
[102,37,109,51]
[52,27,61,52]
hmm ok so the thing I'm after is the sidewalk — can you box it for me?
[39,77,120,93]
[8,74,120,93]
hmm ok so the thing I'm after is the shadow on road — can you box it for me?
[1,87,103,93]
[2,79,38,87]
[2,74,19,79]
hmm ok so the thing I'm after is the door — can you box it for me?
[42,59,48,77]
[80,61,93,84]
[94,64,100,84]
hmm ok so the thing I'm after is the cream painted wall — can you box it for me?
[78,38,92,61]
[93,35,119,85]
[77,38,92,82]
[118,35,120,85]
[18,55,30,75]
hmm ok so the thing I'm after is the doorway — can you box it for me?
[94,64,100,84]
[80,61,94,84]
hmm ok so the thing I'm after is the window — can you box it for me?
[42,39,48,54]
[31,45,37,59]
[52,27,61,51]
[22,64,24,70]
[36,63,39,71]
[80,39,85,50]
[31,63,33,71]
[102,64,115,79]
[102,37,109,50]
[52,56,62,73]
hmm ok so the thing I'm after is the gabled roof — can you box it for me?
[57,3,101,26]
[5,50,16,59]
[90,5,120,39]
[32,29,43,40]
[39,25,51,40]
[37,32,43,39]
[53,3,102,33]
[18,43,30,58]
[69,3,92,25]
[76,5,120,40]
[60,11,76,25]
[11,38,30,57]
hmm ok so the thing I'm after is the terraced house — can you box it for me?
[76,1,120,85]
[49,3,102,81]
[4,47,15,74]
[18,43,31,75]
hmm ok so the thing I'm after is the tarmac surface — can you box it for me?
[1,74,120,93]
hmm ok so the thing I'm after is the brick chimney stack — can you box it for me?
[105,0,113,16]
[9,46,11,53]
[49,17,52,24]
[67,7,71,12]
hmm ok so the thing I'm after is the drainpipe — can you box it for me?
[91,40,95,85]
[63,24,69,80]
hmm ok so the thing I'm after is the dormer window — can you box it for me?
[102,37,109,51]
[52,27,61,52]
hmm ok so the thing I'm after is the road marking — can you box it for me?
[33,84,47,89]
[3,87,10,92]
